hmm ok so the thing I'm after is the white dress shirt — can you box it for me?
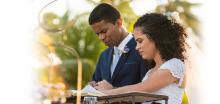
[110,33,133,77]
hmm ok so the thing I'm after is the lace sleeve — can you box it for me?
[160,58,185,86]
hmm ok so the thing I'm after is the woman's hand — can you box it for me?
[88,81,97,87]
[94,80,113,91]
[99,90,113,95]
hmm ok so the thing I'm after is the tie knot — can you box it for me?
[114,48,121,55]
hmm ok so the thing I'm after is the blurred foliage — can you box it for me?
[155,0,201,36]
[37,11,106,89]
[36,0,200,103]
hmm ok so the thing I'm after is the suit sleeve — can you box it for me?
[92,53,103,82]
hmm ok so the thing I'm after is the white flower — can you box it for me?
[163,11,181,23]
[122,46,130,54]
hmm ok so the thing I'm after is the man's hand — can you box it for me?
[88,81,97,87]
[94,80,113,91]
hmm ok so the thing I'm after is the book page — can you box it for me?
[72,84,105,96]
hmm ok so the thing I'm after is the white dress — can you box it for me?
[142,58,185,104]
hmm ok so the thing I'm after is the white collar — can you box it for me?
[114,33,133,52]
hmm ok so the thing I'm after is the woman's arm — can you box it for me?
[100,69,179,95]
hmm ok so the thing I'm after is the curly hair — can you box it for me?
[134,13,188,62]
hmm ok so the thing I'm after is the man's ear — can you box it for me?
[116,18,123,28]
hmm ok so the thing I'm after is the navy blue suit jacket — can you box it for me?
[92,38,150,87]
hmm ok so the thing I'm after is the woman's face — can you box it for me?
[133,27,157,60]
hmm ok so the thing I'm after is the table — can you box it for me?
[52,92,168,104]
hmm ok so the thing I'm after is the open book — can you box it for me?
[72,84,105,96]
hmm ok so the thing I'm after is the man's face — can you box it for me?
[91,20,121,47]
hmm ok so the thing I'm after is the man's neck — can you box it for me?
[115,29,129,47]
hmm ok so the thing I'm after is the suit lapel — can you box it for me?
[105,48,113,82]
[111,38,135,83]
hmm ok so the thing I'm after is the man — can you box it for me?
[88,3,150,89]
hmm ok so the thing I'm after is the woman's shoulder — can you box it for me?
[160,58,185,79]
[161,58,184,69]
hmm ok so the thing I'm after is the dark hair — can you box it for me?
[88,3,121,25]
[134,13,188,61]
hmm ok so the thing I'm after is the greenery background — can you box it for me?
[35,0,201,103]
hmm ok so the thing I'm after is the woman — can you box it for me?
[94,12,188,104]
